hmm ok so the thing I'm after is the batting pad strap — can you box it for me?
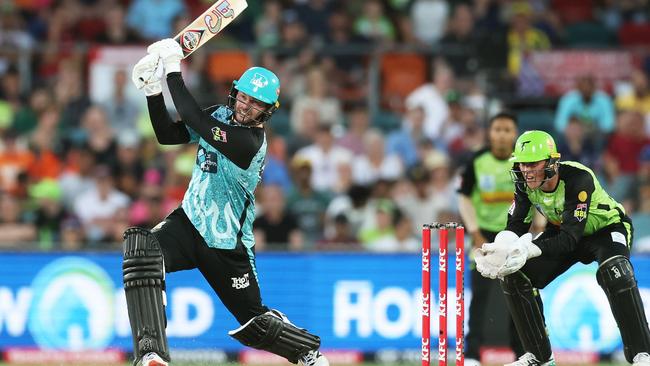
[229,311,321,364]
[123,227,170,363]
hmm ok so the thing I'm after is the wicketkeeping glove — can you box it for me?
[147,38,183,75]
[132,53,164,96]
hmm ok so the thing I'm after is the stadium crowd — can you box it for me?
[0,0,649,252]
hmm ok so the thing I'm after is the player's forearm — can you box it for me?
[146,94,190,144]
[458,195,479,233]
[533,229,577,257]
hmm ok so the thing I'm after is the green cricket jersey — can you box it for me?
[458,148,515,233]
[507,161,631,256]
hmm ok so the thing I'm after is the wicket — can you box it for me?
[422,222,465,366]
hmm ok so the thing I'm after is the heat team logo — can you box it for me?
[180,30,204,53]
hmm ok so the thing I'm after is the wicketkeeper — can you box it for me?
[123,38,329,366]
[474,130,650,366]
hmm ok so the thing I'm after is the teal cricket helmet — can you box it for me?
[228,66,280,126]
[234,67,280,105]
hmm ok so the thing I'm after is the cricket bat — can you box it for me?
[173,0,248,59]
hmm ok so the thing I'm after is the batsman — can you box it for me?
[123,38,329,366]
[474,130,650,366]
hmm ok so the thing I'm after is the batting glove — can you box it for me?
[147,38,183,75]
[132,53,164,96]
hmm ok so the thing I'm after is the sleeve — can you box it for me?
[165,72,263,169]
[505,185,534,236]
[146,94,190,145]
[532,170,595,257]
[457,158,476,196]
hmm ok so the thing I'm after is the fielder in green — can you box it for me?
[474,130,650,366]
[457,112,523,365]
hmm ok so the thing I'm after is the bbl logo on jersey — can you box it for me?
[574,203,588,222]
[197,147,218,173]
[250,73,268,92]
[211,126,228,142]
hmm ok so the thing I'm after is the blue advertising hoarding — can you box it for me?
[0,252,648,354]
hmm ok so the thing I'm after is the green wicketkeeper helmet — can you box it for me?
[510,130,560,163]
[509,130,561,189]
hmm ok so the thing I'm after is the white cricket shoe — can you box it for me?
[298,350,329,366]
[505,352,555,366]
[465,358,481,366]
[141,352,168,366]
[633,352,650,366]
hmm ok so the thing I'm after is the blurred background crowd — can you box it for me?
[0,0,649,252]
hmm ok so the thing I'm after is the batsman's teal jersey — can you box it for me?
[181,106,266,249]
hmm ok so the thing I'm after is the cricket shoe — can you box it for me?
[633,352,650,366]
[298,350,329,366]
[505,352,555,366]
[140,352,168,366]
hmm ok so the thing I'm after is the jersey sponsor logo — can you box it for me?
[574,203,588,222]
[231,273,250,289]
[197,147,218,173]
[578,191,588,202]
[211,126,228,142]
[478,174,496,191]
[479,191,514,203]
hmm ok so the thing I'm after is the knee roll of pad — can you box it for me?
[500,271,552,362]
[597,256,650,363]
[123,227,170,362]
[229,310,321,363]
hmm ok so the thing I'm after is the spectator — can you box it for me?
[557,116,600,170]
[29,179,66,249]
[59,143,97,210]
[27,106,62,182]
[55,60,91,139]
[295,0,332,44]
[387,105,426,168]
[554,74,616,135]
[405,60,453,140]
[263,135,293,193]
[0,192,37,247]
[290,66,343,136]
[126,0,185,40]
[96,4,140,44]
[294,123,353,193]
[353,0,396,43]
[101,69,140,135]
[254,184,303,251]
[73,165,130,244]
[325,184,373,239]
[359,199,397,249]
[439,4,480,78]
[616,69,650,124]
[395,164,440,233]
[286,156,331,244]
[0,131,34,197]
[81,105,117,166]
[114,132,144,199]
[507,1,551,76]
[372,208,419,252]
[352,129,403,185]
[337,106,370,156]
[11,87,52,135]
[603,111,650,204]
[255,0,283,47]
[410,0,449,45]
[280,9,309,52]
[316,213,361,250]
